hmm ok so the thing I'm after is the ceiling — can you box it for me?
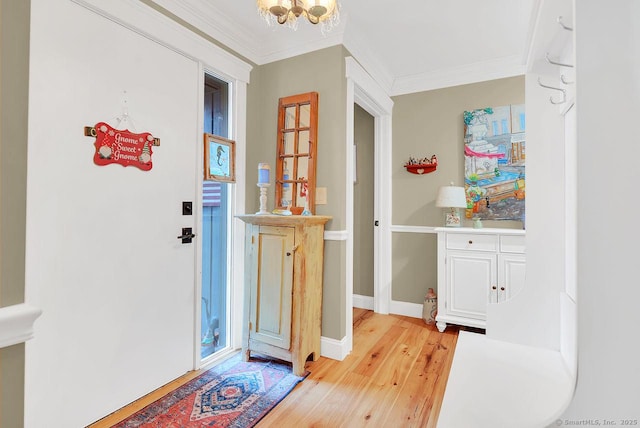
[150,0,538,96]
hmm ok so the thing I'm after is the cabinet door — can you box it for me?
[447,251,496,320]
[498,253,526,302]
[249,225,294,349]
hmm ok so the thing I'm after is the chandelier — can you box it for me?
[257,0,340,31]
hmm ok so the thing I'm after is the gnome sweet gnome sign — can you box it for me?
[85,122,160,171]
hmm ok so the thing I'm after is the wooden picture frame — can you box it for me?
[204,133,235,182]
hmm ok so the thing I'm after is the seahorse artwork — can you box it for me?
[216,145,225,166]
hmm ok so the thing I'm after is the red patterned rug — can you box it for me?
[114,355,307,427]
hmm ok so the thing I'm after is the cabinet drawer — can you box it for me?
[446,233,497,252]
[500,235,526,253]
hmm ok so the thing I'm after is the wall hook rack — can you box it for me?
[537,77,566,105]
[545,52,574,68]
[557,16,573,31]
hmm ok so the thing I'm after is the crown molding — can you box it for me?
[342,23,394,95]
[147,0,530,95]
[72,0,252,81]
[259,29,345,65]
[391,55,526,96]
[149,0,350,67]
[149,0,263,64]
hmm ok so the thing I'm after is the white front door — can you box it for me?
[25,3,199,424]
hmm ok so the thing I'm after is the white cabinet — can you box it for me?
[436,228,526,332]
[446,251,495,322]
[497,253,526,302]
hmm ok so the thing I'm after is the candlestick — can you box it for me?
[256,183,271,215]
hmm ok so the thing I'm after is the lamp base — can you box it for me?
[444,209,462,227]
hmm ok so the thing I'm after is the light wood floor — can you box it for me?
[90,309,459,427]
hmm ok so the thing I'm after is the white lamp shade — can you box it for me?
[435,185,467,208]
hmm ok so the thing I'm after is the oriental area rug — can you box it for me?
[114,355,307,427]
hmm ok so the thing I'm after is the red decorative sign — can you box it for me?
[87,122,158,171]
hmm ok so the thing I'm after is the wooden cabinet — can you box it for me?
[237,215,331,376]
[436,228,526,332]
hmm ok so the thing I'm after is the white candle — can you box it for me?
[258,163,270,184]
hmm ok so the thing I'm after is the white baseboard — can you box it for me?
[390,300,423,319]
[352,294,374,310]
[353,296,422,319]
[320,335,350,361]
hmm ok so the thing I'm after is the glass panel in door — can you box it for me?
[201,73,231,360]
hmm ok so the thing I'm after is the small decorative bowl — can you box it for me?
[290,206,304,215]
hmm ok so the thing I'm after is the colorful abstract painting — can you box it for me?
[463,105,525,221]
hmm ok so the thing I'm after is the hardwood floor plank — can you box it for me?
[89,310,459,427]
[380,326,457,427]
[256,357,345,425]
[336,317,436,426]
[353,323,407,377]
[421,328,460,428]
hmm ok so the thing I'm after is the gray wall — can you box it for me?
[392,233,438,304]
[246,45,349,339]
[0,0,30,426]
[391,76,525,303]
[353,104,374,297]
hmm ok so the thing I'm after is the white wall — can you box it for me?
[560,0,640,421]
[486,0,574,351]
[24,0,249,426]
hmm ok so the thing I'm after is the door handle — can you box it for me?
[178,227,196,244]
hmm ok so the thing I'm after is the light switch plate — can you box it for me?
[316,187,327,205]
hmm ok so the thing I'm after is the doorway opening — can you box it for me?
[353,104,375,308]
[344,56,393,357]
[201,73,231,360]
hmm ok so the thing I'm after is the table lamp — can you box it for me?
[435,183,467,227]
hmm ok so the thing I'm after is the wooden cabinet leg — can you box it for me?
[292,354,306,377]
[242,348,250,362]
[436,321,447,332]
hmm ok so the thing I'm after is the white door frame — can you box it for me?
[345,57,393,353]
[195,67,248,369]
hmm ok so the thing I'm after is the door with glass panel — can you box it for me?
[275,92,318,213]
[201,73,231,359]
